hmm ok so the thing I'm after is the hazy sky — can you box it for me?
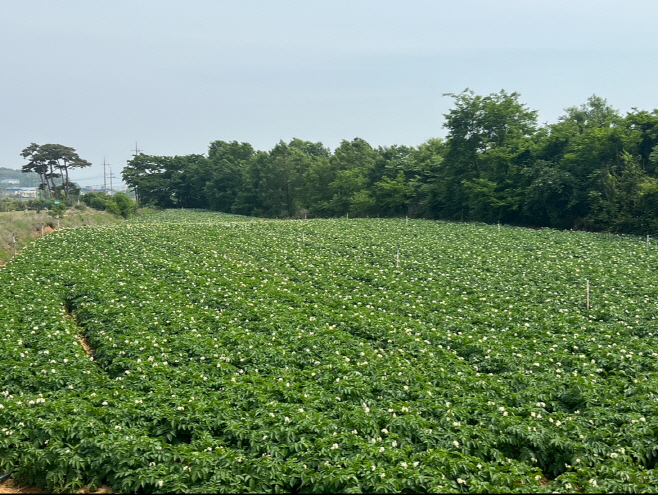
[2,0,657,187]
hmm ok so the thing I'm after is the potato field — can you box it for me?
[2,210,658,493]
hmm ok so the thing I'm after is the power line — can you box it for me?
[69,175,105,181]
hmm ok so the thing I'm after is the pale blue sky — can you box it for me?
[1,0,657,187]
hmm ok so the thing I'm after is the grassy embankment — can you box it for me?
[0,209,129,264]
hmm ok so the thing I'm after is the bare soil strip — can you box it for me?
[64,313,94,356]
[1,479,112,494]
[0,479,41,494]
[78,336,93,355]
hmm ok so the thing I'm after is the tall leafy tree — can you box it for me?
[300,155,335,215]
[326,138,378,215]
[257,140,312,217]
[522,160,577,228]
[586,151,658,233]
[204,141,255,212]
[170,154,210,208]
[122,154,179,207]
[436,89,538,222]
[411,138,446,217]
[20,143,50,195]
[20,143,90,198]
[619,109,658,175]
[372,171,414,216]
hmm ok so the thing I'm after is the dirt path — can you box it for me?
[0,479,41,494]
[0,479,112,494]
[79,337,93,355]
[64,313,94,356]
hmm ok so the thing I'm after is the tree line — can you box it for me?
[122,90,658,234]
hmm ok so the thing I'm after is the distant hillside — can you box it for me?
[0,167,39,186]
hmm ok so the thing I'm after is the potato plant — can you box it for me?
[1,210,658,493]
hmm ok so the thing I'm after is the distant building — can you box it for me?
[4,187,38,199]
[1,179,20,185]
[80,188,109,194]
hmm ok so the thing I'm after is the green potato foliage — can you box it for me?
[1,210,658,493]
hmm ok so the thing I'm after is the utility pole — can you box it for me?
[109,165,114,196]
[130,143,142,202]
[103,157,107,193]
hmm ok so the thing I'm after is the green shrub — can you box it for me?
[111,192,137,218]
[81,192,136,217]
[0,198,22,212]
[83,192,108,211]
[49,203,67,217]
[104,201,121,215]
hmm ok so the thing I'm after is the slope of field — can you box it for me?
[0,209,124,264]
[1,211,658,493]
